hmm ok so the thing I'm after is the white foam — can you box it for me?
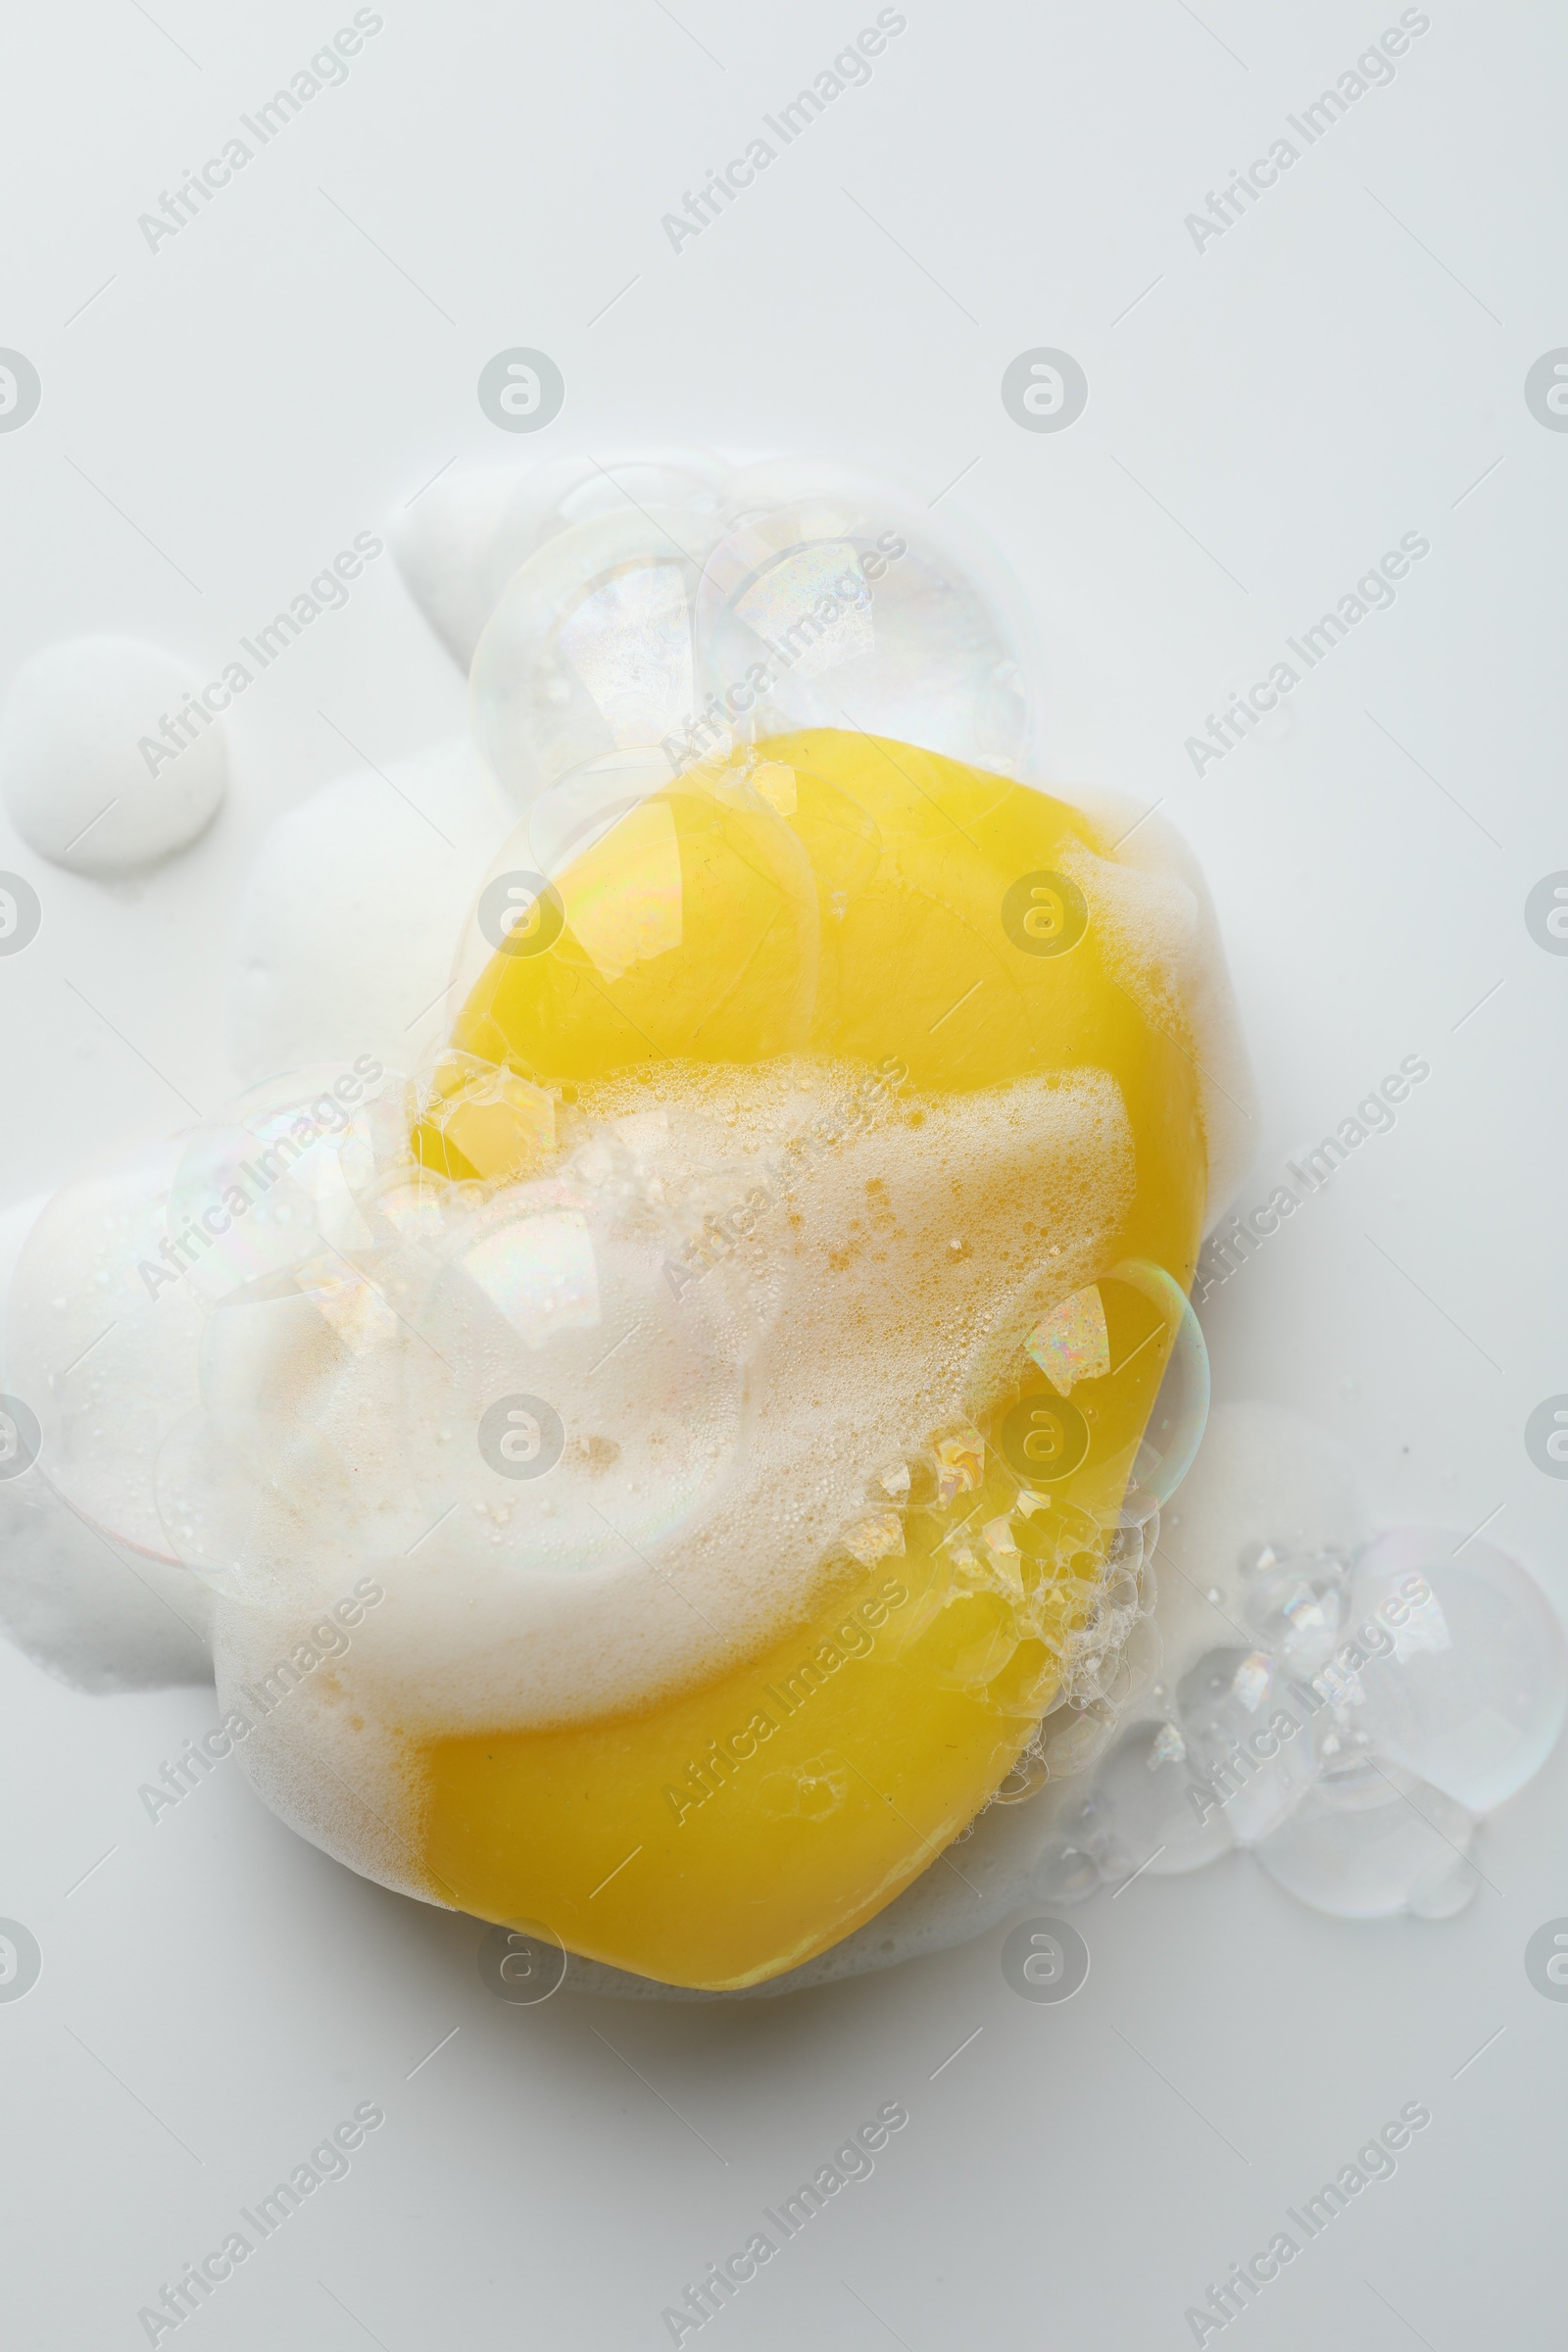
[193,1061,1135,1753]
[0,1192,212,1690]
[226,735,510,1082]
[1,637,226,876]
[1060,791,1259,1227]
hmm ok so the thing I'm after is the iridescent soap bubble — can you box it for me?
[1240,1542,1349,1676]
[393,449,729,672]
[1255,1746,1479,1920]
[1343,1528,1568,1813]
[1091,1717,1235,1877]
[2,1131,206,1558]
[692,461,1040,773]
[1175,1645,1315,1845]
[470,509,722,816]
[167,1062,412,1305]
[1123,1263,1210,1507]
[986,1260,1208,1529]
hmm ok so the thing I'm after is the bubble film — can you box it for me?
[1346,1529,1568,1812]
[693,461,1039,775]
[470,508,721,816]
[1062,1507,1566,1923]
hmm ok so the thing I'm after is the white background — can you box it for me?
[1,1,1566,2344]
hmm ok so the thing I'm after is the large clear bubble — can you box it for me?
[167,1061,413,1306]
[1174,1645,1316,1845]
[1343,1529,1568,1813]
[692,460,1040,774]
[1254,1746,1479,1921]
[470,508,721,816]
[968,1257,1209,1533]
[1092,1718,1236,1877]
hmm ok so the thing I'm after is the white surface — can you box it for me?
[1,4,1564,2347]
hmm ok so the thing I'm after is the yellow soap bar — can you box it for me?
[411,730,1206,1988]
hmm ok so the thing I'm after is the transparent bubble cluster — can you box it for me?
[469,454,1041,824]
[1026,1526,1568,1922]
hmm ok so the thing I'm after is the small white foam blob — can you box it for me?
[0,637,225,875]
[226,735,510,1082]
[1345,1528,1568,1813]
[393,451,730,672]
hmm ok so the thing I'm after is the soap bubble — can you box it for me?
[3,1131,206,1558]
[1092,1718,1235,1877]
[984,1259,1209,1529]
[1344,1528,1568,1812]
[470,508,721,815]
[447,760,820,1080]
[393,448,729,673]
[1125,1264,1209,1505]
[1027,1796,1107,1902]
[168,1062,413,1305]
[1255,1747,1479,1920]
[1239,1543,1349,1675]
[528,748,673,878]
[692,461,1040,772]
[1175,1646,1315,1844]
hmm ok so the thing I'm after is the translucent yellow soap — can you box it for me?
[405,728,1207,1989]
